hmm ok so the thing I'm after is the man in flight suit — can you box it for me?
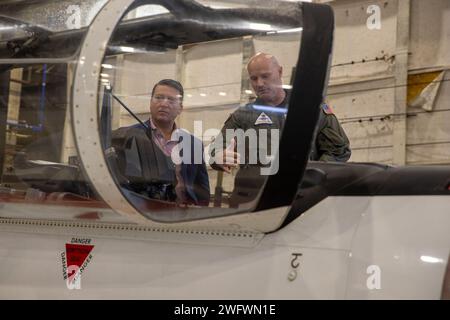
[210,53,351,205]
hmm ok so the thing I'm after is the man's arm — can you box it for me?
[315,111,351,162]
[210,111,242,172]
[194,160,211,205]
[189,136,210,205]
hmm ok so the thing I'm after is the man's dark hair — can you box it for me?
[151,79,184,101]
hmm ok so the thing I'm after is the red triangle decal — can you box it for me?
[65,243,94,270]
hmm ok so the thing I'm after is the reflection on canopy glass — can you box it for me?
[0,0,304,224]
[99,0,303,219]
[0,0,108,59]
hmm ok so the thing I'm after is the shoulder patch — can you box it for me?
[322,103,334,115]
[254,112,273,125]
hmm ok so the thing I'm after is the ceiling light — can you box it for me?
[420,256,444,264]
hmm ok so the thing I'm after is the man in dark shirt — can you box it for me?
[113,79,210,206]
[212,53,350,172]
[210,53,350,205]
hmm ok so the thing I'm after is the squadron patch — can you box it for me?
[322,103,335,115]
[254,112,273,125]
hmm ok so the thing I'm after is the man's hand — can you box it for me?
[213,138,240,173]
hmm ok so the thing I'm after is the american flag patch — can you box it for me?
[322,103,334,115]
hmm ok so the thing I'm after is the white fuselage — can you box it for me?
[0,195,448,299]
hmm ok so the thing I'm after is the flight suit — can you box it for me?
[214,92,351,163]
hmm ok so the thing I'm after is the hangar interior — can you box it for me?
[1,0,450,301]
[0,0,449,204]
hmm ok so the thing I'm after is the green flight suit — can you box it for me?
[213,92,351,163]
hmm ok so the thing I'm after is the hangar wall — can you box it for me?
[325,0,450,165]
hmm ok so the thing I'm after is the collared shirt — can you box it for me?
[149,118,187,203]
[148,118,179,156]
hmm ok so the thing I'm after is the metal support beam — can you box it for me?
[3,68,23,174]
[0,71,11,179]
[114,55,125,128]
[175,46,185,128]
[392,0,411,165]
[240,36,255,105]
[60,63,76,163]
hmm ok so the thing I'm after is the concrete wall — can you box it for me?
[406,0,450,164]
[323,0,450,165]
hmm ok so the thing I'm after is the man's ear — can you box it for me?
[279,66,283,78]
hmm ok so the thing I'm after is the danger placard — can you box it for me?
[61,238,94,289]
[66,243,94,270]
